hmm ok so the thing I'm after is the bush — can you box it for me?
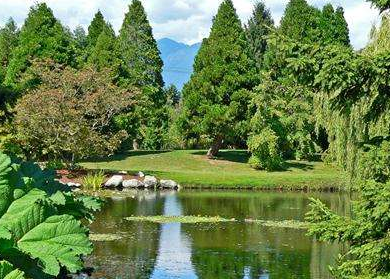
[13,60,138,161]
[0,152,102,278]
[247,128,283,171]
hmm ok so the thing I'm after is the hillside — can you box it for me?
[157,38,201,90]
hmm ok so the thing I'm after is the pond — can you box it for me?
[86,190,350,279]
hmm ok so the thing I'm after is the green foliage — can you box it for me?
[247,128,283,171]
[86,11,106,49]
[88,23,117,70]
[4,3,75,90]
[82,170,105,191]
[13,60,138,161]
[306,179,390,278]
[117,0,164,91]
[245,1,274,69]
[180,0,257,156]
[368,0,390,12]
[0,19,19,84]
[358,141,390,183]
[0,152,101,278]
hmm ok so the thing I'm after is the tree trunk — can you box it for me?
[207,136,223,158]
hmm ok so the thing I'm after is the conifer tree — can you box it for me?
[245,1,274,69]
[88,24,117,70]
[117,0,164,93]
[318,4,350,46]
[279,0,319,42]
[0,18,19,84]
[4,3,75,89]
[180,0,256,158]
[87,11,106,49]
[73,25,87,49]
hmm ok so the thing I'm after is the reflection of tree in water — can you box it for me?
[86,192,166,279]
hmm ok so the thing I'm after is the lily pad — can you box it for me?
[124,215,235,224]
[89,233,123,242]
[245,219,309,229]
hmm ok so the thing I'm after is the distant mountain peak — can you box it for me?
[157,38,201,90]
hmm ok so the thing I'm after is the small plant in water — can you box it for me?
[82,170,106,191]
[125,215,236,224]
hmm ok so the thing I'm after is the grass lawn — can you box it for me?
[80,150,346,190]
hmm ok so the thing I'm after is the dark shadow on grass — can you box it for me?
[284,161,314,171]
[190,150,250,164]
[80,150,170,163]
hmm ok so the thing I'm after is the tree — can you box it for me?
[13,60,138,161]
[180,0,257,158]
[165,84,181,107]
[279,0,320,42]
[318,4,350,46]
[88,23,117,70]
[4,3,75,90]
[0,18,19,84]
[117,0,164,92]
[73,25,87,49]
[86,11,106,49]
[368,0,390,12]
[245,1,274,69]
[116,0,167,150]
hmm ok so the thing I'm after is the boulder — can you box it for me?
[137,171,145,178]
[118,170,128,175]
[67,182,81,188]
[123,179,145,188]
[144,175,158,188]
[160,180,179,190]
[104,175,123,188]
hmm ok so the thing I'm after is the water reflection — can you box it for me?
[86,190,349,279]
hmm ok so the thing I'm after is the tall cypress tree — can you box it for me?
[87,11,106,49]
[88,24,117,70]
[4,3,75,89]
[0,18,19,84]
[318,4,350,46]
[180,0,256,158]
[117,0,164,93]
[245,1,274,69]
[279,0,319,42]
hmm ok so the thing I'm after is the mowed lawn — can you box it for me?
[80,150,346,190]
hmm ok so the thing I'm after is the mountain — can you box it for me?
[157,38,201,90]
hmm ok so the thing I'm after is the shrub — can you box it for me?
[0,151,102,278]
[247,128,283,171]
[13,60,138,161]
[82,170,105,191]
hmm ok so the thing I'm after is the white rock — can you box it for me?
[119,170,128,175]
[137,171,145,178]
[160,180,179,189]
[123,179,145,188]
[67,182,81,188]
[104,175,123,188]
[144,176,158,188]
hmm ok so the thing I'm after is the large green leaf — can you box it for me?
[0,153,12,217]
[17,215,92,276]
[0,189,56,241]
[0,261,25,279]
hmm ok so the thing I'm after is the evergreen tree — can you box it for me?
[318,4,350,46]
[279,0,319,42]
[245,1,274,69]
[117,0,164,93]
[87,11,106,48]
[179,0,256,158]
[88,24,117,70]
[0,18,19,84]
[73,25,87,49]
[4,3,75,89]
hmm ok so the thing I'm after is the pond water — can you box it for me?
[86,190,350,279]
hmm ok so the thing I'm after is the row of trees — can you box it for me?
[0,0,175,161]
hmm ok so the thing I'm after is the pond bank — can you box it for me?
[80,150,346,191]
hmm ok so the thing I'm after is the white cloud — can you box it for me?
[0,0,380,49]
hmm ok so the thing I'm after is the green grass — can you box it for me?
[80,150,346,190]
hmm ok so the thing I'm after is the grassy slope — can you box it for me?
[81,150,345,190]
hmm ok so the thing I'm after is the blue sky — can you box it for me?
[0,0,380,49]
